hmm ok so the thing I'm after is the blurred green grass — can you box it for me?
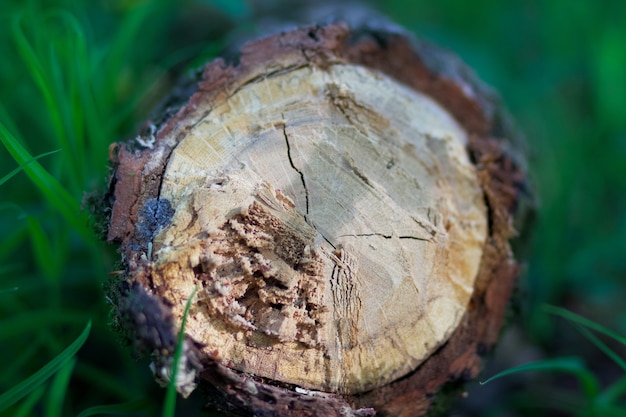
[1,0,625,416]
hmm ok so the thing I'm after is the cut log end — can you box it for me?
[104,21,530,417]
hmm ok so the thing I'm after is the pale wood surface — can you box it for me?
[148,64,487,393]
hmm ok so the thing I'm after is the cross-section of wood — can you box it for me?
[104,21,531,417]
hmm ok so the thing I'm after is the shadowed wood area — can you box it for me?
[105,20,530,417]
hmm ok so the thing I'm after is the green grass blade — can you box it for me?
[586,404,626,417]
[0,263,21,295]
[72,33,108,170]
[101,2,154,100]
[0,310,88,340]
[162,286,198,417]
[0,122,93,241]
[13,386,45,417]
[45,358,76,417]
[0,286,19,295]
[543,305,626,345]
[44,10,90,188]
[0,149,60,187]
[0,321,91,411]
[0,333,44,385]
[12,9,98,192]
[0,221,28,260]
[598,375,626,405]
[480,356,601,399]
[576,324,626,373]
[26,215,60,282]
[510,387,589,415]
[11,13,66,151]
[76,399,149,417]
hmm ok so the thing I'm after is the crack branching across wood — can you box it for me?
[338,233,431,242]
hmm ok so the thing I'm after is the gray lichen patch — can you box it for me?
[137,198,175,242]
[150,339,200,398]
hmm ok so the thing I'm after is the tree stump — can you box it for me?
[104,19,530,417]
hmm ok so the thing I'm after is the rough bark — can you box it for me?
[103,19,531,417]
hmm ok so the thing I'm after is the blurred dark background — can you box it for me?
[1,0,625,416]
